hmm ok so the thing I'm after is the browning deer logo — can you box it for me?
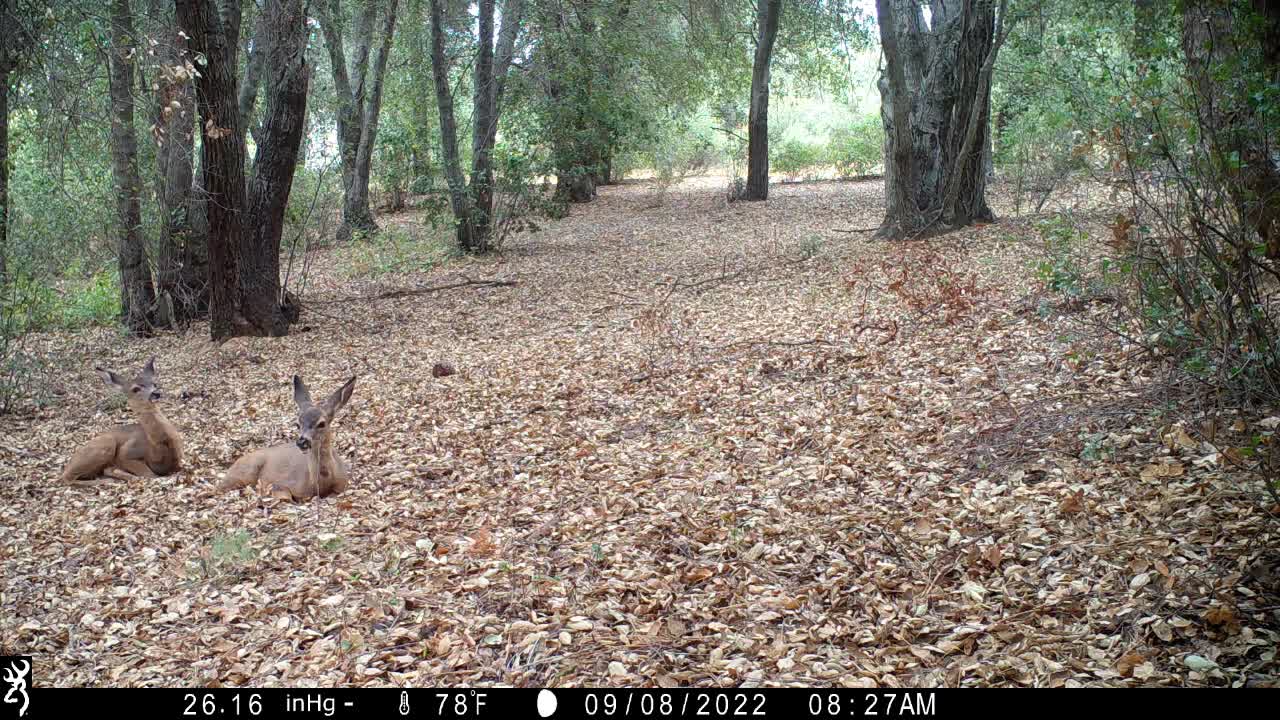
[1,657,30,718]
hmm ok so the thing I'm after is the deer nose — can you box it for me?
[296,436,312,451]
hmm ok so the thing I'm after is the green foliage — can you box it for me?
[345,225,456,278]
[1032,215,1094,297]
[771,138,825,181]
[57,266,121,328]
[191,530,259,580]
[798,234,824,260]
[827,114,883,177]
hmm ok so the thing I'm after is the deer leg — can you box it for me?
[115,458,155,479]
[103,467,143,482]
[60,436,116,484]
[268,484,297,502]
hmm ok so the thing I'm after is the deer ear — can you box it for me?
[95,366,125,391]
[326,376,357,414]
[293,375,313,408]
[141,356,157,380]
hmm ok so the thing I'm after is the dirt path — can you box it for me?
[1,178,1275,687]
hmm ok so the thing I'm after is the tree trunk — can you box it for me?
[320,0,399,242]
[0,0,17,282]
[742,0,782,202]
[237,3,269,143]
[875,0,1005,238]
[428,0,523,253]
[428,0,474,250]
[351,0,398,237]
[0,41,9,283]
[179,0,307,340]
[470,0,498,247]
[242,0,309,332]
[108,0,156,334]
[151,0,207,327]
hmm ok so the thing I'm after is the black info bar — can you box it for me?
[21,685,1239,718]
[25,688,944,719]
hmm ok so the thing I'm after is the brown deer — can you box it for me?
[217,375,356,501]
[60,357,183,483]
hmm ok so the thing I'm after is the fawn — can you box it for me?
[61,356,183,483]
[217,375,356,501]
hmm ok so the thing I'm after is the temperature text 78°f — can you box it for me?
[436,691,488,716]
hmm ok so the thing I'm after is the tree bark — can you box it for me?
[470,0,497,246]
[151,0,208,327]
[237,3,269,143]
[320,0,399,242]
[742,0,783,202]
[243,0,309,331]
[428,0,473,248]
[0,37,9,283]
[108,0,156,334]
[0,0,17,282]
[875,0,1004,238]
[428,0,524,253]
[179,0,308,339]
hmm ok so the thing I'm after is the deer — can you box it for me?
[60,356,183,484]
[217,375,356,501]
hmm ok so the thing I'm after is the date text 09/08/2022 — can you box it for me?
[578,692,936,717]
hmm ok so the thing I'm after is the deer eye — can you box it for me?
[130,386,142,394]
[316,421,326,429]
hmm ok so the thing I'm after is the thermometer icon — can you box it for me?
[399,691,411,716]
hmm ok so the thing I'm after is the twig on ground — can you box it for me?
[310,276,518,304]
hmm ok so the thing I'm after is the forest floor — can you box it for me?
[2,176,1278,687]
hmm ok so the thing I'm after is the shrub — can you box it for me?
[345,225,455,278]
[770,138,825,181]
[0,276,52,413]
[827,115,883,177]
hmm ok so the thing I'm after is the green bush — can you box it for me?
[826,115,883,177]
[345,225,455,278]
[56,266,120,328]
[771,138,825,181]
[1033,214,1094,298]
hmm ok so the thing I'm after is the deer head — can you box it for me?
[292,375,356,452]
[96,356,162,408]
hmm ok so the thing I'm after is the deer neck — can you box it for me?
[128,399,171,444]
[306,432,338,485]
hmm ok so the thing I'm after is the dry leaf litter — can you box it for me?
[1,177,1277,687]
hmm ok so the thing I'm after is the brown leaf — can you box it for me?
[1116,651,1146,677]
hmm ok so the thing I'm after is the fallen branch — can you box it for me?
[309,276,518,305]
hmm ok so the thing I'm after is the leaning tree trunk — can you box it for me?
[875,0,1007,239]
[108,0,156,334]
[351,0,398,235]
[179,0,307,339]
[742,0,782,202]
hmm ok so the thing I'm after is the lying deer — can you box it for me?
[217,375,356,501]
[60,356,183,483]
